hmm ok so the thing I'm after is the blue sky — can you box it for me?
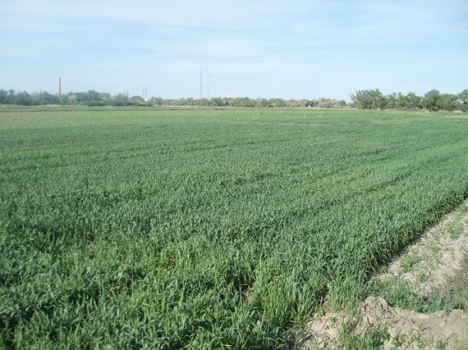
[1,0,467,100]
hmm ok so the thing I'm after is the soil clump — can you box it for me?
[299,200,468,349]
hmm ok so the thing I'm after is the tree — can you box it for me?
[233,97,255,108]
[458,89,468,104]
[423,90,440,111]
[0,90,8,104]
[112,93,128,106]
[87,90,101,101]
[59,93,69,105]
[74,92,90,103]
[385,93,398,109]
[298,99,311,108]
[67,93,78,105]
[131,95,144,104]
[256,98,270,107]
[209,97,225,107]
[15,91,32,105]
[268,98,286,108]
[316,98,342,108]
[457,89,468,112]
[352,89,386,109]
[150,97,163,105]
[397,93,407,108]
[31,91,59,105]
[406,92,422,108]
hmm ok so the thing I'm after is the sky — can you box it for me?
[1,0,467,101]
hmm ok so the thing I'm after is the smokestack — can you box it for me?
[58,77,62,96]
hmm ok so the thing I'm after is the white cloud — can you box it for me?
[2,0,290,29]
[1,0,467,99]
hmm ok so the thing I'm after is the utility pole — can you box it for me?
[58,77,61,96]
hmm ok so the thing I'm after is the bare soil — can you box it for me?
[301,297,468,349]
[382,200,468,295]
[299,199,468,349]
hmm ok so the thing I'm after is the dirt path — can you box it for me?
[299,199,468,349]
[382,200,468,296]
[302,297,468,349]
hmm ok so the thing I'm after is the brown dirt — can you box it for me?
[299,199,468,349]
[382,200,468,296]
[300,297,468,349]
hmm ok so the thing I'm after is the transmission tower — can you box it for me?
[206,65,209,99]
[200,70,203,99]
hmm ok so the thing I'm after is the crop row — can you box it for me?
[1,108,468,348]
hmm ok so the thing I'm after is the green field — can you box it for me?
[1,107,468,348]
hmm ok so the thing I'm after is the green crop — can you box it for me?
[1,107,467,348]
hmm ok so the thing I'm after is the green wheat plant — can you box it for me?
[1,106,467,348]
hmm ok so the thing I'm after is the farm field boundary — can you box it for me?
[300,198,468,349]
[1,107,468,348]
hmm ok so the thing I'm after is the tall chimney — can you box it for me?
[58,77,61,96]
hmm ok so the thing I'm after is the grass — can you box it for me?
[338,321,390,349]
[368,256,468,317]
[367,198,468,318]
[399,254,422,273]
[1,106,468,348]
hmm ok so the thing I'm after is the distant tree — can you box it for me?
[150,97,163,105]
[15,91,32,105]
[316,98,342,108]
[100,93,112,105]
[438,93,458,112]
[385,93,398,109]
[182,97,193,106]
[0,90,9,104]
[309,100,318,107]
[87,90,101,101]
[423,90,440,111]
[74,92,90,103]
[457,89,468,104]
[0,87,464,110]
[33,91,60,105]
[197,98,209,106]
[174,97,185,106]
[209,97,225,107]
[58,93,69,105]
[131,95,144,104]
[256,98,270,107]
[298,99,312,108]
[458,90,468,112]
[67,93,78,105]
[396,93,407,108]
[405,92,422,108]
[352,89,386,109]
[233,97,255,108]
[286,99,299,108]
[268,98,286,108]
[112,93,128,106]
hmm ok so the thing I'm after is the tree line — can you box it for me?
[350,89,468,112]
[1,88,467,111]
[0,89,346,108]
